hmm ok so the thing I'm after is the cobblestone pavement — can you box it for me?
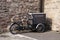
[0,31,60,40]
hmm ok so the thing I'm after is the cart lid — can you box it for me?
[28,13,46,15]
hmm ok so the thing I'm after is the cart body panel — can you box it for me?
[28,13,46,25]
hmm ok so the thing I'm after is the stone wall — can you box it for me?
[7,0,40,14]
[0,0,40,33]
[0,0,9,27]
[0,0,9,33]
[0,0,60,33]
[44,0,60,31]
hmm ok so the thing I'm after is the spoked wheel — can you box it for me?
[9,23,21,34]
[36,23,45,32]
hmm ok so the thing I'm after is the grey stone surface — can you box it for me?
[0,32,37,40]
[0,31,60,40]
